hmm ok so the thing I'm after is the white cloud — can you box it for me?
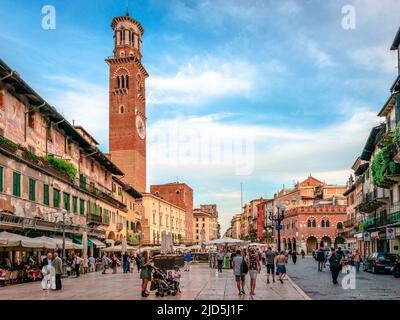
[350,45,397,73]
[148,109,380,233]
[306,40,336,68]
[147,56,257,105]
[41,74,109,149]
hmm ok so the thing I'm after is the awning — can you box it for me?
[0,231,48,249]
[52,237,83,250]
[89,238,106,248]
[73,237,93,247]
[355,233,363,239]
[101,245,136,252]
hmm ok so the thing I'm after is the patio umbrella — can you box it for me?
[0,231,44,248]
[33,236,58,249]
[205,237,249,246]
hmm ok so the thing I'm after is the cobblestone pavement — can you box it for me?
[286,256,400,300]
[0,263,308,300]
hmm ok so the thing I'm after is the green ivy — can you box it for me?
[26,151,40,163]
[46,154,77,182]
[395,125,400,145]
[0,135,19,152]
[371,144,399,186]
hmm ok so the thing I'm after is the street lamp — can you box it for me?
[268,203,286,253]
[55,209,75,276]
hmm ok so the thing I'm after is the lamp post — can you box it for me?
[268,203,286,253]
[55,209,75,276]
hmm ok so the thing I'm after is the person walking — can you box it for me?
[265,247,276,284]
[248,248,261,295]
[316,248,325,272]
[52,252,63,290]
[111,254,119,274]
[140,255,152,297]
[135,253,142,273]
[328,248,343,285]
[275,251,288,284]
[73,253,82,278]
[301,249,305,259]
[232,249,246,295]
[184,250,192,271]
[88,255,96,273]
[41,252,55,290]
[216,249,224,272]
[122,252,130,273]
[261,250,266,267]
[354,250,361,272]
[101,253,110,274]
[292,251,297,264]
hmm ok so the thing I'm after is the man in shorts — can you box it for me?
[265,247,276,284]
[232,249,246,295]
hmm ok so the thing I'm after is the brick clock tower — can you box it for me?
[107,12,148,193]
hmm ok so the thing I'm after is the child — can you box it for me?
[172,265,181,293]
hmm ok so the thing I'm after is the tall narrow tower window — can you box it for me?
[121,76,125,88]
[119,105,125,114]
[125,76,129,89]
[117,76,120,89]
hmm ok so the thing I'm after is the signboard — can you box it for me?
[363,232,370,241]
[386,227,396,240]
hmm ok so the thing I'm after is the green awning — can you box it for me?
[73,237,93,247]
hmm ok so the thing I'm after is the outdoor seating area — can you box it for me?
[0,230,106,287]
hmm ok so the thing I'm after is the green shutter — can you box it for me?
[43,184,49,205]
[63,193,70,211]
[28,178,36,201]
[53,189,60,208]
[12,172,21,197]
[80,174,87,190]
[80,199,85,216]
[72,196,78,213]
[0,167,3,192]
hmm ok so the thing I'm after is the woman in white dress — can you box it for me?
[41,253,56,290]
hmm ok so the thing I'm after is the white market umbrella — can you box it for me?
[0,231,44,248]
[33,236,58,249]
[205,237,249,246]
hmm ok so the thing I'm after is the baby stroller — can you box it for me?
[150,267,177,297]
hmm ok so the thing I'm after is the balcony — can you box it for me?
[357,189,388,213]
[343,219,355,228]
[87,213,103,225]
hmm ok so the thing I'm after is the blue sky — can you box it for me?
[1,0,399,233]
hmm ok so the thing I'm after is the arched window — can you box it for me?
[125,75,129,89]
[117,76,120,89]
[121,76,125,88]
[337,222,343,229]
[119,105,125,114]
[326,220,330,228]
[312,220,316,227]
[321,220,325,227]
[307,220,311,227]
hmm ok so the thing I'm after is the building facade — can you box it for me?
[150,182,194,244]
[193,204,220,243]
[0,59,127,245]
[140,193,186,245]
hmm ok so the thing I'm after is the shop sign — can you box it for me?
[363,232,370,241]
[386,227,396,240]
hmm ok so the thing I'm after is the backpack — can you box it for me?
[241,256,249,274]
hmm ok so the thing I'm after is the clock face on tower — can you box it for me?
[136,114,146,139]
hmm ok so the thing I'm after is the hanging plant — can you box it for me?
[371,143,398,186]
[46,154,77,182]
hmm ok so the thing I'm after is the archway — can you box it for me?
[283,239,287,251]
[107,231,116,240]
[306,236,318,254]
[292,238,297,253]
[136,221,142,232]
[320,236,332,248]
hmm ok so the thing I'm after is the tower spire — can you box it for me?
[125,0,129,16]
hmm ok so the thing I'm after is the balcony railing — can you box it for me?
[87,213,103,225]
[343,219,355,228]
